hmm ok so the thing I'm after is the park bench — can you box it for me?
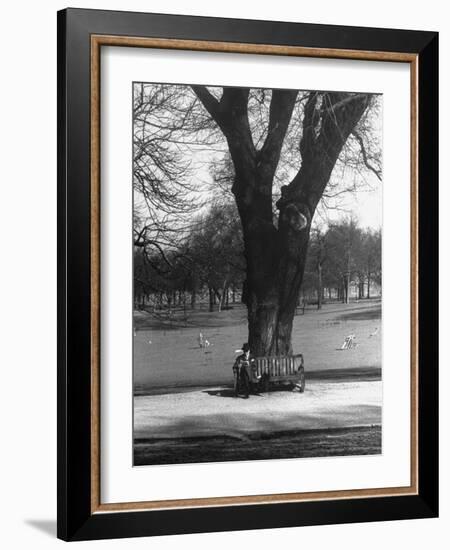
[252,354,305,393]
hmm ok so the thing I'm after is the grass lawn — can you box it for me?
[134,299,382,393]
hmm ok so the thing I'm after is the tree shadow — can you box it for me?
[25,519,56,538]
[203,388,238,398]
[203,388,266,398]
[267,384,301,393]
[203,386,297,398]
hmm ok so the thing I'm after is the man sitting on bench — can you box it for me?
[233,343,258,397]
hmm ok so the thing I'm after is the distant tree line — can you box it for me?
[134,200,381,314]
[302,219,381,308]
[134,200,245,315]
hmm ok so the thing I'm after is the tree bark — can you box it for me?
[208,287,214,312]
[358,280,364,300]
[345,274,350,304]
[317,263,323,310]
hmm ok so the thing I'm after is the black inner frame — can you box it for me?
[57,8,438,541]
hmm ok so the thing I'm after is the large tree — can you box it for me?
[191,87,372,355]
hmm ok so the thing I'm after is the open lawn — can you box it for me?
[134,299,381,393]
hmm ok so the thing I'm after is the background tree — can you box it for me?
[304,227,328,309]
[187,201,245,312]
[133,83,220,271]
[325,219,362,304]
[362,229,382,298]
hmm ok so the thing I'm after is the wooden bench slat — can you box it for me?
[254,354,304,381]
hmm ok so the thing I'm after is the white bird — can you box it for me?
[369,328,379,338]
[341,333,356,350]
[198,332,204,348]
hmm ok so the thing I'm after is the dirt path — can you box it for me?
[134,379,382,465]
[134,380,381,440]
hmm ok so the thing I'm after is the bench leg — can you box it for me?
[297,368,306,393]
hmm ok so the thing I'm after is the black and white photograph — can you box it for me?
[132,82,383,466]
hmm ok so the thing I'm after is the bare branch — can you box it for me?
[191,85,222,124]
[258,89,298,174]
[352,130,382,181]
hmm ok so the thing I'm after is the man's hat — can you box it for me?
[242,343,250,352]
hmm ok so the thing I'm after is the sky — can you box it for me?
[316,176,382,230]
[350,185,382,229]
[184,151,383,232]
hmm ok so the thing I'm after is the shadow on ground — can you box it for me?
[135,404,381,444]
[25,519,56,538]
[134,425,382,466]
[336,305,381,322]
[204,386,296,398]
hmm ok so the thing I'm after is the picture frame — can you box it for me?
[57,7,438,541]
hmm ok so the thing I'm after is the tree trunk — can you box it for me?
[208,287,214,312]
[344,269,350,303]
[245,285,304,356]
[218,280,228,312]
[317,263,323,310]
[358,280,364,300]
[367,271,371,299]
[236,174,312,357]
[342,278,347,304]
